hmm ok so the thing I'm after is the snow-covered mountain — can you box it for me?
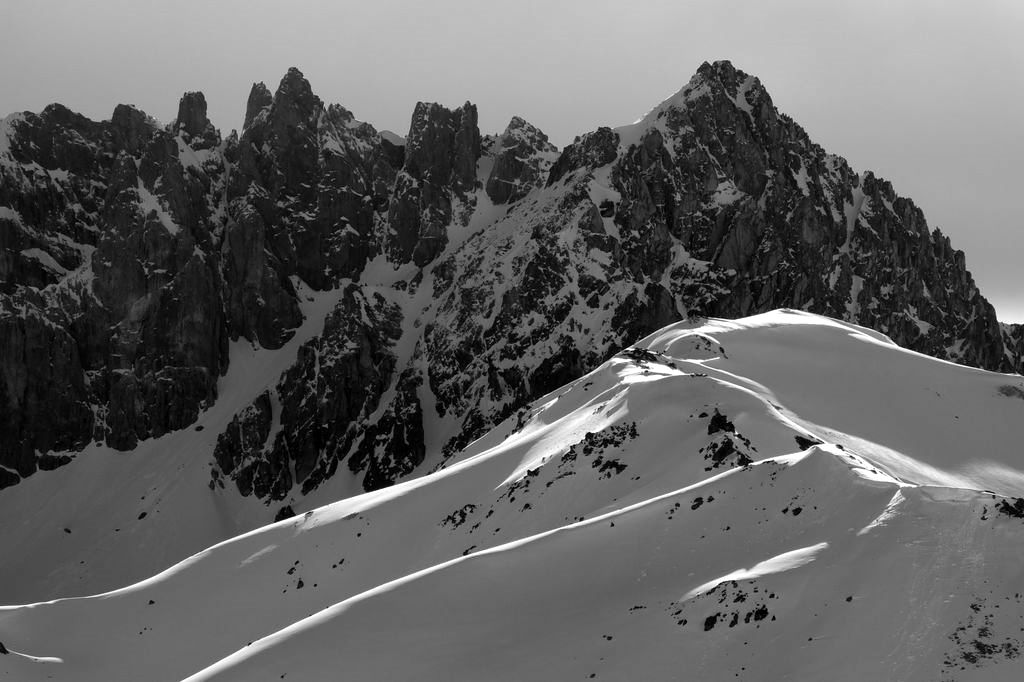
[1,60,1018,498]
[2,310,1024,681]
[1,60,1021,607]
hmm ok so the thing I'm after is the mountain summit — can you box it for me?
[0,61,1021,599]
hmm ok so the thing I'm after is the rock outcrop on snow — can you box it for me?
[5,312,1024,681]
[0,61,1018,500]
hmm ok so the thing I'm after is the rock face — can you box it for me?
[0,60,1019,500]
[1004,324,1024,370]
[387,101,481,266]
[212,284,404,499]
[0,69,402,487]
[485,116,559,204]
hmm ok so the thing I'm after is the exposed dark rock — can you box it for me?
[794,435,823,450]
[0,59,1019,504]
[485,116,558,204]
[110,104,154,154]
[0,296,92,474]
[0,468,19,491]
[996,498,1024,519]
[229,68,398,289]
[213,286,403,499]
[441,504,477,529]
[619,347,662,366]
[388,101,481,266]
[220,201,302,348]
[243,82,273,130]
[352,365,427,492]
[0,65,405,488]
[214,391,274,494]
[1003,324,1024,370]
[174,91,219,149]
[701,410,754,471]
[548,127,619,184]
[707,410,735,435]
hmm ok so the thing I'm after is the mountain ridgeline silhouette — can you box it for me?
[0,60,1020,501]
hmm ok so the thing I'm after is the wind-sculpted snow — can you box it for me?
[641,311,1024,495]
[2,311,1024,681]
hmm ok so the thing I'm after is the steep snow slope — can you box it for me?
[0,282,368,603]
[2,310,1024,681]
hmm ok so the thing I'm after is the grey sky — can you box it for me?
[2,0,1021,321]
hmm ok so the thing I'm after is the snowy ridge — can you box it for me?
[2,311,1024,681]
[616,67,710,148]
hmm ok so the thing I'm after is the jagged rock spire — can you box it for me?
[486,115,558,204]
[243,81,272,130]
[175,91,209,137]
[387,100,482,266]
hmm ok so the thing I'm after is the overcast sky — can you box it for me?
[2,0,1021,321]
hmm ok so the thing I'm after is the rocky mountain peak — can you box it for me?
[404,100,481,191]
[272,67,321,119]
[548,126,619,183]
[243,82,272,130]
[174,91,208,135]
[485,115,558,204]
[696,58,740,83]
[325,102,355,126]
[110,103,155,154]
[386,100,482,265]
[38,103,82,128]
[499,115,554,150]
[690,59,759,98]
[506,114,530,129]
[173,91,218,148]
[616,59,771,147]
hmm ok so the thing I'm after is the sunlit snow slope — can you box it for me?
[3,310,1024,682]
